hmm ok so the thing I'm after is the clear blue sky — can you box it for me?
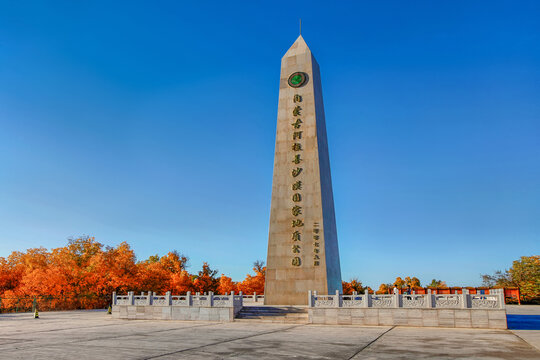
[1,1,539,287]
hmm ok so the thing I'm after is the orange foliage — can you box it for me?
[376,283,391,294]
[0,237,270,311]
[192,262,219,294]
[0,237,256,310]
[236,261,265,295]
[217,274,237,294]
[342,278,364,295]
[170,270,194,294]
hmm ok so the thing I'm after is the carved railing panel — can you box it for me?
[171,296,188,306]
[152,296,168,306]
[314,295,335,307]
[434,295,460,308]
[341,295,364,307]
[371,295,393,308]
[402,295,425,308]
[212,296,231,307]
[133,296,147,306]
[116,296,130,305]
[471,295,499,309]
[192,296,210,307]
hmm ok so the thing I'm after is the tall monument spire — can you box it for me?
[265,36,342,305]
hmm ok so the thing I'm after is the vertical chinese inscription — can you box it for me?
[313,222,322,266]
[291,94,303,266]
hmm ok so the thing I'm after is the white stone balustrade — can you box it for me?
[308,289,505,309]
[242,293,265,303]
[112,291,243,308]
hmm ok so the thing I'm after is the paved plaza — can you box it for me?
[0,306,539,359]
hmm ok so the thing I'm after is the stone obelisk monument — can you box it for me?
[265,36,342,305]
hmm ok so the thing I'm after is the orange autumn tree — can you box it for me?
[0,237,138,310]
[192,262,219,294]
[342,278,365,295]
[137,251,189,293]
[393,277,406,288]
[377,283,393,294]
[217,274,237,294]
[237,260,265,295]
[170,270,195,294]
[405,276,421,288]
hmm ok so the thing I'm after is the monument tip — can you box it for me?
[284,34,310,58]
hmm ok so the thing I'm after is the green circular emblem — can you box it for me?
[288,72,308,88]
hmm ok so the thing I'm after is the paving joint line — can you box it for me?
[5,321,134,335]
[509,330,540,353]
[52,322,219,344]
[143,324,306,359]
[6,322,219,351]
[346,326,395,360]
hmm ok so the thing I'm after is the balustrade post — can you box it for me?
[334,290,341,307]
[461,288,468,309]
[308,290,313,307]
[426,289,432,308]
[147,291,152,306]
[166,291,171,306]
[112,291,117,306]
[394,291,400,308]
[363,289,370,308]
[128,291,134,305]
[498,289,505,309]
[187,291,192,307]
[254,292,257,302]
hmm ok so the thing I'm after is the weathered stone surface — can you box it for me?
[422,309,439,327]
[265,36,342,305]
[115,305,235,322]
[306,308,507,328]
[455,309,473,328]
[472,309,490,328]
[438,309,456,327]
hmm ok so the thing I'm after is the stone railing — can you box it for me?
[308,288,505,309]
[242,293,265,304]
[113,291,243,308]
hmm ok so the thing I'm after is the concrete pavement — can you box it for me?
[507,304,540,353]
[0,310,539,359]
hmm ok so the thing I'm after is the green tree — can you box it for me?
[509,256,540,301]
[481,270,511,287]
[481,255,540,302]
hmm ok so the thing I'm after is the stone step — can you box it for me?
[234,317,309,324]
[235,306,309,323]
[238,310,307,315]
[240,307,307,313]
[237,313,308,318]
